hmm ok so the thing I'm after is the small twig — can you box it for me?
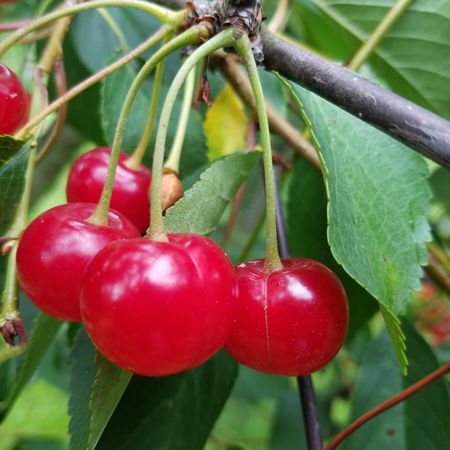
[348,0,412,71]
[0,19,34,31]
[36,58,68,165]
[213,56,320,171]
[272,164,324,450]
[427,242,450,275]
[424,260,450,298]
[326,360,450,450]
[267,0,289,33]
[17,26,55,45]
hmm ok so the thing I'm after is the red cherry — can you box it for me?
[17,203,140,322]
[66,148,152,234]
[81,233,238,376]
[225,258,348,376]
[0,63,28,136]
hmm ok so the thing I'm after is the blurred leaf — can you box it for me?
[205,84,249,160]
[101,63,208,178]
[88,351,132,450]
[286,158,379,342]
[165,151,262,235]
[96,349,238,450]
[283,80,431,372]
[294,0,450,119]
[0,138,30,236]
[342,319,450,449]
[429,167,450,208]
[0,313,63,421]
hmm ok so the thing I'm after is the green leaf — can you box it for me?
[282,78,430,371]
[0,138,30,236]
[342,319,450,449]
[165,151,262,235]
[88,351,132,450]
[0,313,62,420]
[101,64,209,178]
[294,0,450,119]
[96,349,238,450]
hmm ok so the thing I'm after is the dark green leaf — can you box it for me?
[0,139,30,236]
[96,349,238,450]
[343,319,450,449]
[294,0,450,119]
[165,151,262,235]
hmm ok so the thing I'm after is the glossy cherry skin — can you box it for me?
[225,258,348,376]
[81,233,238,376]
[66,148,152,234]
[16,203,140,322]
[0,63,28,136]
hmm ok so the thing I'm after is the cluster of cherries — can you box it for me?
[3,62,349,377]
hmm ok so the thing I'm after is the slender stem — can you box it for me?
[267,0,289,33]
[0,0,182,59]
[124,34,172,171]
[148,28,236,242]
[163,65,196,173]
[97,8,130,52]
[347,0,412,71]
[326,360,450,450]
[88,26,209,227]
[14,26,169,140]
[427,241,450,275]
[234,33,283,273]
[0,245,20,325]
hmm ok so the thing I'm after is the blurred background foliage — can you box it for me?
[1,0,450,448]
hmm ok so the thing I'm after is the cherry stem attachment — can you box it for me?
[163,64,197,174]
[87,26,210,227]
[14,26,169,140]
[124,34,172,171]
[347,0,411,71]
[326,359,450,450]
[148,28,237,242]
[234,33,283,273]
[0,0,183,59]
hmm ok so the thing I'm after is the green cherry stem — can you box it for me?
[148,28,236,242]
[234,33,283,273]
[163,64,196,173]
[87,26,210,227]
[0,0,183,59]
[15,26,169,140]
[124,34,172,171]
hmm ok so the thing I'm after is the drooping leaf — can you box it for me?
[101,63,209,178]
[282,77,431,372]
[0,138,30,236]
[165,151,262,235]
[204,84,249,160]
[96,349,238,450]
[294,0,450,119]
[342,319,450,450]
[0,313,63,420]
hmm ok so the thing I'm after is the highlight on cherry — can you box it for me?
[1,0,449,448]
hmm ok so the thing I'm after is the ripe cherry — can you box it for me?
[17,203,140,322]
[66,148,152,234]
[81,233,238,376]
[225,258,348,376]
[0,63,29,136]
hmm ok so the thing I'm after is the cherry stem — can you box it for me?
[14,26,169,140]
[234,33,283,273]
[0,0,183,59]
[124,34,172,171]
[326,359,450,450]
[347,0,411,71]
[163,64,197,174]
[87,27,210,227]
[148,28,237,242]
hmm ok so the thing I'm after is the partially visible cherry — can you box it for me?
[66,148,152,234]
[81,233,238,376]
[0,63,28,136]
[225,258,348,376]
[17,203,140,322]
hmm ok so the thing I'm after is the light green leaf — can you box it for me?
[280,77,431,373]
[165,151,262,235]
[294,0,450,119]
